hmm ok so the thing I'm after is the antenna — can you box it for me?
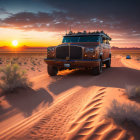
[65,28,67,35]
[70,26,71,32]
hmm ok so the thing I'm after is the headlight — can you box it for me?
[47,47,55,58]
[85,48,94,53]
[84,47,96,59]
[47,47,55,52]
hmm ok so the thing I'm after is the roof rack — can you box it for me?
[65,30,111,40]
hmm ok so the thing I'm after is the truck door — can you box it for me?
[105,40,110,58]
[99,37,104,60]
[102,37,107,60]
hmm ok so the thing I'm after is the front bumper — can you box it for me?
[44,58,100,68]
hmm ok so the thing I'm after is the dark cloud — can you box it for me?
[0,11,73,31]
[0,8,11,15]
[43,0,140,18]
[42,0,140,32]
[0,0,140,35]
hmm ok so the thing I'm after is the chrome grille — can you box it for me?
[56,46,69,59]
[56,46,82,59]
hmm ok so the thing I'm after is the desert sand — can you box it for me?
[0,55,140,140]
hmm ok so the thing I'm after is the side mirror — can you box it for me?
[103,40,106,43]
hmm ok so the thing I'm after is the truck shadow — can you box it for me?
[1,87,53,118]
[48,66,140,95]
[120,120,140,139]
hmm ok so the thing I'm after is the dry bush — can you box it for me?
[0,64,32,93]
[125,85,140,98]
[104,99,140,126]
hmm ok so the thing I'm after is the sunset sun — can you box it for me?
[12,40,18,47]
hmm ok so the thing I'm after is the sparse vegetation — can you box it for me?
[0,54,46,90]
[104,99,140,126]
[125,85,140,98]
[24,62,27,65]
[31,67,35,71]
[0,64,32,93]
[103,86,140,126]
[18,62,22,66]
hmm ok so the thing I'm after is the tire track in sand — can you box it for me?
[17,86,99,140]
[67,87,129,140]
[67,88,106,140]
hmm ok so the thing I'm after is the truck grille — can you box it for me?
[56,46,82,59]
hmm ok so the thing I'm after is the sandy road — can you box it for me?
[0,57,140,139]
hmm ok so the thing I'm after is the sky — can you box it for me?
[0,0,140,48]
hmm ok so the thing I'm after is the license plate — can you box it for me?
[64,64,70,67]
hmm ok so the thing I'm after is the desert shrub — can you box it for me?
[31,67,35,71]
[31,60,36,65]
[24,62,27,65]
[6,60,10,64]
[0,64,32,93]
[13,57,18,61]
[11,60,16,65]
[104,99,140,126]
[18,62,22,65]
[125,85,140,98]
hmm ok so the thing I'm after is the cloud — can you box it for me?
[0,0,140,35]
[42,0,140,32]
[0,11,125,32]
[42,0,140,18]
[0,11,91,31]
[0,8,11,15]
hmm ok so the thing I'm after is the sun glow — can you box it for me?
[12,40,18,47]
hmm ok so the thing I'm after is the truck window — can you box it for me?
[62,36,100,43]
[100,37,103,43]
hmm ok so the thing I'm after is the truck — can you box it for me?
[44,31,111,76]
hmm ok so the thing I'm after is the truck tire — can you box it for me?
[106,58,111,68]
[47,65,58,76]
[92,60,102,75]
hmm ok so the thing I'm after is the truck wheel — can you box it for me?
[92,60,102,75]
[47,65,58,76]
[106,58,111,68]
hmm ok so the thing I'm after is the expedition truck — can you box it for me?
[44,31,111,76]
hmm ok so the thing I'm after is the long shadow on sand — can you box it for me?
[48,66,140,95]
[3,87,53,117]
[121,120,140,139]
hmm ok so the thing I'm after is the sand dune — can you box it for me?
[0,56,140,139]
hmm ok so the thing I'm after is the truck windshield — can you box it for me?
[62,36,100,43]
